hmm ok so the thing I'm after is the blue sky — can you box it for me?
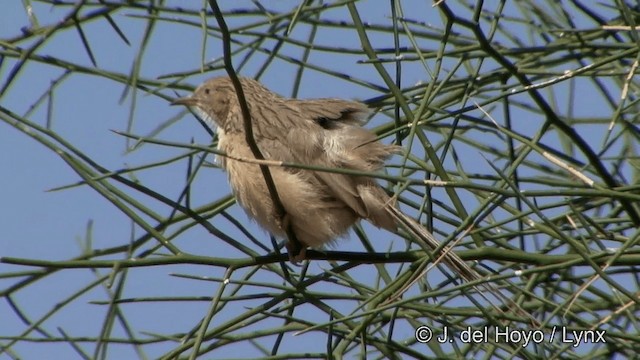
[1,2,441,358]
[0,1,631,358]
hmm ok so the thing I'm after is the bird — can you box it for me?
[170,76,477,280]
[170,78,537,323]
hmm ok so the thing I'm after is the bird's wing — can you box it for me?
[283,99,399,169]
[278,100,399,230]
[288,98,370,126]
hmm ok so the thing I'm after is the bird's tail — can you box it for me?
[385,205,538,325]
[385,205,482,282]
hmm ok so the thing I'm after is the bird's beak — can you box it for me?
[171,96,198,107]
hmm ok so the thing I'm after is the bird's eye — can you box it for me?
[204,88,210,95]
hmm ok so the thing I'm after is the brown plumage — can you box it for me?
[172,76,399,251]
[172,78,532,321]
[171,77,479,282]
